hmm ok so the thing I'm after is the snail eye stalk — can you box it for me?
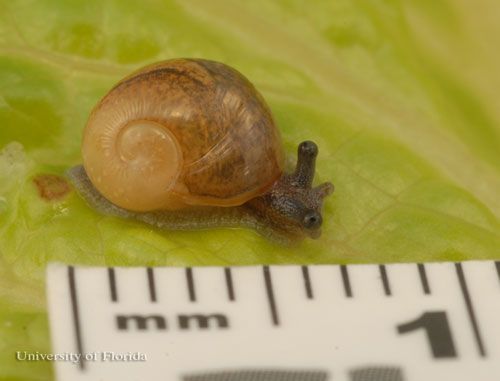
[293,141,318,188]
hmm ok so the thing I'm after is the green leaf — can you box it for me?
[0,1,499,380]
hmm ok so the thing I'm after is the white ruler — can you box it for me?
[46,261,500,381]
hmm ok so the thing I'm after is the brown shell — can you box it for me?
[83,58,284,209]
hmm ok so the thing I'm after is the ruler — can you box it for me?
[46,261,500,381]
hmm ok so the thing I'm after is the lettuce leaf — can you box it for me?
[0,1,499,380]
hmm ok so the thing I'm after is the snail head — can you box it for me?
[249,141,333,240]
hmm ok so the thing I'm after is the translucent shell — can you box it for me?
[82,59,284,212]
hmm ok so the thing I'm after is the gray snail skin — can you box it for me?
[68,58,333,244]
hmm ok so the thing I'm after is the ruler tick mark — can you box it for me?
[108,267,118,302]
[417,263,431,295]
[186,267,196,302]
[301,266,314,299]
[340,265,352,298]
[455,262,486,357]
[147,267,157,302]
[379,265,391,296]
[224,267,235,302]
[68,266,85,371]
[263,266,280,326]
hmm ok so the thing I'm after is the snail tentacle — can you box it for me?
[292,140,318,188]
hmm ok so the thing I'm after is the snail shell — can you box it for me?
[82,59,285,212]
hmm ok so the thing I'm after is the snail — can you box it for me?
[67,58,333,244]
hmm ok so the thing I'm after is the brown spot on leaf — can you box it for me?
[33,174,71,201]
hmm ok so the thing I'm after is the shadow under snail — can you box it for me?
[68,58,334,244]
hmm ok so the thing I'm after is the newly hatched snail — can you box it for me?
[68,58,333,244]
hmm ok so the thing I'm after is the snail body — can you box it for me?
[69,59,333,243]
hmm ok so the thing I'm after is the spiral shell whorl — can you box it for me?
[82,118,183,212]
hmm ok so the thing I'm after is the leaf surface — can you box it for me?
[0,1,499,379]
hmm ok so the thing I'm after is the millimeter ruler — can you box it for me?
[46,261,500,381]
